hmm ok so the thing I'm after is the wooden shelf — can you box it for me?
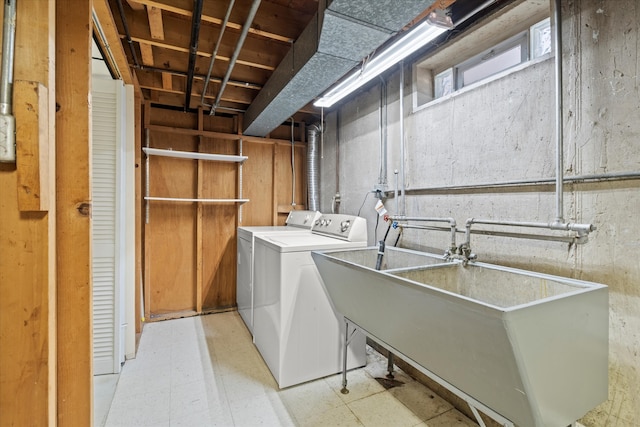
[143,147,247,163]
[145,196,249,204]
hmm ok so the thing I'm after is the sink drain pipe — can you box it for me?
[0,0,17,163]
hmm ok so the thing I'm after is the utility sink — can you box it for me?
[311,249,608,427]
[320,246,449,270]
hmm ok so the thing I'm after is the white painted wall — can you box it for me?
[319,1,639,425]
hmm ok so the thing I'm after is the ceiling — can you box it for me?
[97,0,507,134]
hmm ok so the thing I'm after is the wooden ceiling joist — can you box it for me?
[139,43,154,66]
[128,0,314,44]
[130,36,276,71]
[162,72,172,90]
[147,6,165,40]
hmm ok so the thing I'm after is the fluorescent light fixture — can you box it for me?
[314,14,450,108]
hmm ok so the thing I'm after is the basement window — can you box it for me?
[415,17,551,107]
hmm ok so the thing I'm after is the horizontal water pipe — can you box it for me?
[387,215,457,253]
[464,218,595,252]
[403,171,640,194]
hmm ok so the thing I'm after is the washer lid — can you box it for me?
[256,233,367,253]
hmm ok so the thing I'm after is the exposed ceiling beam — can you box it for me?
[126,0,145,11]
[162,72,172,90]
[119,10,285,71]
[144,47,271,86]
[139,43,154,66]
[93,0,134,84]
[137,70,254,103]
[130,0,312,43]
[129,36,276,71]
[146,5,165,40]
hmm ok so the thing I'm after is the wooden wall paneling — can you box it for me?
[242,141,274,225]
[274,141,307,219]
[56,0,93,425]
[149,106,197,128]
[0,1,56,423]
[201,137,240,310]
[147,130,198,317]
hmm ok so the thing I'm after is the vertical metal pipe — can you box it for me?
[340,319,349,394]
[0,0,17,163]
[553,0,564,223]
[399,61,406,215]
[307,124,320,211]
[290,118,296,206]
[211,0,261,114]
[145,128,150,224]
[1,0,16,114]
[378,78,388,188]
[115,0,140,68]
[185,0,204,111]
[239,137,243,223]
[200,0,235,107]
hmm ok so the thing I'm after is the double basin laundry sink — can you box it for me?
[311,246,608,427]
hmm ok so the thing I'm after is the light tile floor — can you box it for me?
[99,311,478,427]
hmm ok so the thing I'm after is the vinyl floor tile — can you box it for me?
[98,312,478,427]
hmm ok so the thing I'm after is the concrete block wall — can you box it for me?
[319,1,639,425]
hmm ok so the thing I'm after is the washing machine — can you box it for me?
[237,210,321,336]
[252,214,368,388]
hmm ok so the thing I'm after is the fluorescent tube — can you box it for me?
[314,19,448,108]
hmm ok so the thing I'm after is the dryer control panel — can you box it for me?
[312,214,367,242]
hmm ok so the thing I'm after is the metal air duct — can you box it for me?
[242,0,438,136]
[307,124,321,211]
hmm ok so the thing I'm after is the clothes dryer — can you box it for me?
[253,214,368,388]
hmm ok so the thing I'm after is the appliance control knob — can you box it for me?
[315,220,320,226]
[326,219,332,226]
[340,220,351,232]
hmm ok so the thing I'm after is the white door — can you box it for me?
[92,78,125,374]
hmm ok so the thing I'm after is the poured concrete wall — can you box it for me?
[319,1,639,425]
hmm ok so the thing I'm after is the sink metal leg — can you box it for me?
[341,318,350,394]
[386,352,395,379]
[467,401,488,427]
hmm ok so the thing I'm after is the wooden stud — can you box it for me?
[147,6,165,40]
[56,0,93,425]
[162,72,172,90]
[0,0,56,425]
[93,0,134,84]
[14,80,50,212]
[126,0,145,11]
[140,42,154,66]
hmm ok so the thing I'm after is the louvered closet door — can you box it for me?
[92,78,124,374]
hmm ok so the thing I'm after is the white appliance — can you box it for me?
[253,214,368,388]
[237,210,321,336]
